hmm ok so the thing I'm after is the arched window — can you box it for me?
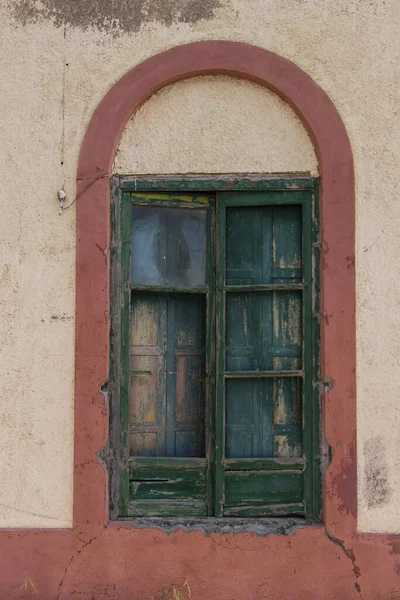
[75,42,356,538]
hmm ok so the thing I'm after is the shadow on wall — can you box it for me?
[8,0,222,35]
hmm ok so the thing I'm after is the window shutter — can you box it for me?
[121,194,213,517]
[215,191,318,517]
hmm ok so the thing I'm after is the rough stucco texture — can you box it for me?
[0,0,399,532]
[114,75,318,175]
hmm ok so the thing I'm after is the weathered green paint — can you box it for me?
[306,183,322,520]
[224,370,304,378]
[118,190,132,517]
[214,193,226,517]
[126,500,207,517]
[224,284,304,292]
[223,503,304,517]
[130,192,211,204]
[130,469,206,501]
[205,202,216,516]
[120,175,316,193]
[216,191,319,518]
[128,457,206,471]
[125,192,214,516]
[224,471,303,506]
[223,458,304,471]
[108,176,121,519]
[110,177,320,520]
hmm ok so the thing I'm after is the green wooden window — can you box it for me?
[110,179,320,520]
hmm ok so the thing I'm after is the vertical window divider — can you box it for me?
[214,192,226,517]
[301,191,320,519]
[119,189,133,517]
[205,197,216,516]
[311,183,322,519]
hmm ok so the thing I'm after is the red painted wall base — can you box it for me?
[2,526,400,598]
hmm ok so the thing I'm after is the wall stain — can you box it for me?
[9,0,222,35]
[330,437,357,518]
[364,435,392,509]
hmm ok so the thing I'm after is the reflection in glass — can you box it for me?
[131,206,207,288]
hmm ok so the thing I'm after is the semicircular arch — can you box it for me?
[75,40,356,540]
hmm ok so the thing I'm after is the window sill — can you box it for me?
[108,516,315,536]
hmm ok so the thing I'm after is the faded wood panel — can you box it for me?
[272,378,302,458]
[167,294,206,457]
[130,355,158,424]
[129,292,166,457]
[129,292,206,459]
[272,291,302,371]
[272,205,302,282]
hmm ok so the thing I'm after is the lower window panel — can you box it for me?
[223,470,304,517]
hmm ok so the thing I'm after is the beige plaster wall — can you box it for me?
[0,0,399,532]
[114,76,317,175]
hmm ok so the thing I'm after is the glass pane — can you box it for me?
[225,377,302,458]
[226,291,302,371]
[226,205,302,284]
[129,291,206,458]
[131,206,207,288]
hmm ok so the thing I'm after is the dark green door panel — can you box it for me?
[224,204,303,465]
[225,377,302,459]
[226,291,302,372]
[226,205,302,285]
[224,471,303,506]
[128,462,207,515]
[216,190,319,518]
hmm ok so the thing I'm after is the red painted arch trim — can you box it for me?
[75,41,356,539]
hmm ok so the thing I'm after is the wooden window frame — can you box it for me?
[109,174,321,521]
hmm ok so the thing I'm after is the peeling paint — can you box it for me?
[8,0,222,35]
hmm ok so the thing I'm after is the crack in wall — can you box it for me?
[55,530,104,600]
[324,528,364,599]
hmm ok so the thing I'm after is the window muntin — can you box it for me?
[112,184,320,520]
